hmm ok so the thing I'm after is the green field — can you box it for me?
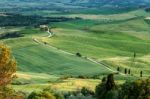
[0,9,150,93]
[2,37,112,76]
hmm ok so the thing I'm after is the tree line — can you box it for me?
[0,13,81,27]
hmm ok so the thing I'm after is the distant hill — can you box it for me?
[1,0,150,6]
[71,0,150,7]
[0,0,150,14]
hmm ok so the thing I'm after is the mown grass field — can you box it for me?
[2,37,111,76]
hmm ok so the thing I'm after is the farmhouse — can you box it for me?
[39,25,49,31]
[145,17,150,20]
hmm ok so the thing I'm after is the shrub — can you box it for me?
[63,87,95,99]
[119,78,150,99]
[0,87,25,99]
[105,90,119,99]
[27,91,56,99]
[78,75,88,79]
[43,87,63,99]
[81,87,94,96]
[76,52,82,57]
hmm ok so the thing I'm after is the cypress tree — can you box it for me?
[124,68,127,74]
[140,71,143,77]
[128,69,131,74]
[117,67,120,72]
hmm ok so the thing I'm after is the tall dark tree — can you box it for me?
[105,74,116,91]
[131,52,137,67]
[95,74,117,99]
[128,69,131,74]
[124,68,127,74]
[102,77,106,83]
[133,52,136,58]
[117,67,120,72]
[140,71,143,77]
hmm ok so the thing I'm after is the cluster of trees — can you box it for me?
[117,67,131,75]
[27,74,150,99]
[145,7,150,12]
[95,74,150,99]
[120,79,150,99]
[0,13,80,27]
[0,32,23,40]
[27,87,95,99]
[117,67,143,77]
[95,74,117,99]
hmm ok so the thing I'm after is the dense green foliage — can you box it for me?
[95,74,150,99]
[0,13,77,26]
[95,74,118,99]
[0,32,23,40]
[0,87,25,99]
[27,91,56,99]
[119,79,150,99]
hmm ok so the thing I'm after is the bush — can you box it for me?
[11,80,30,85]
[43,87,63,99]
[105,90,118,99]
[95,74,150,99]
[81,87,94,96]
[27,91,56,99]
[63,87,95,99]
[76,52,82,57]
[119,78,150,99]
[78,75,88,79]
[0,87,25,99]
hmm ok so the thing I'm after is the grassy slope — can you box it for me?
[46,10,150,77]
[1,29,111,76]
[0,28,113,92]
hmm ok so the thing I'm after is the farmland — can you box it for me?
[0,1,149,98]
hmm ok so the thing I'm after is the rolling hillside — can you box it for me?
[1,28,112,77]
[0,0,150,97]
[1,9,149,79]
[46,10,150,77]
